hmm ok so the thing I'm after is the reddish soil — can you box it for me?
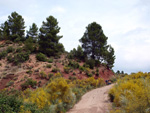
[0,43,114,91]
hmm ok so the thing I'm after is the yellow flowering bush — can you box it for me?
[22,72,105,112]
[109,72,150,113]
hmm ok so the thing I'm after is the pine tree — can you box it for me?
[27,23,38,43]
[39,16,64,57]
[80,22,115,68]
[80,22,108,61]
[0,21,10,40]
[8,11,25,41]
[104,45,115,68]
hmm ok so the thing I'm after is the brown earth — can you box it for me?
[67,84,114,113]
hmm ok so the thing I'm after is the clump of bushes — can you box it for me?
[7,52,29,64]
[47,58,53,63]
[68,60,79,69]
[39,71,47,79]
[0,50,7,59]
[85,59,95,69]
[6,46,15,53]
[0,91,23,113]
[21,78,37,90]
[64,66,70,74]
[109,72,150,113]
[46,64,52,68]
[52,67,60,73]
[36,53,47,62]
[79,66,85,73]
[6,80,14,87]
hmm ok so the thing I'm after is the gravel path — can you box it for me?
[67,84,114,113]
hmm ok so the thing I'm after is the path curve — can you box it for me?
[67,84,114,113]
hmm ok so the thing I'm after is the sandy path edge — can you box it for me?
[67,84,114,113]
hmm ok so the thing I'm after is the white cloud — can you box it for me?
[50,6,66,14]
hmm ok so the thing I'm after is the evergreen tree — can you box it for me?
[7,11,25,41]
[39,16,64,57]
[0,21,10,40]
[104,45,115,68]
[27,23,38,43]
[80,22,108,61]
[80,22,115,68]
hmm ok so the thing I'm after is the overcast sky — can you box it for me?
[0,0,150,73]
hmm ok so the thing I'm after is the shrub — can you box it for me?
[36,53,47,62]
[92,71,95,75]
[40,71,47,79]
[6,46,15,53]
[52,68,59,73]
[68,60,79,69]
[5,40,13,44]
[26,70,33,75]
[85,59,95,69]
[109,72,150,113]
[6,80,14,87]
[79,66,85,73]
[16,47,23,53]
[46,64,52,68]
[96,68,99,76]
[21,78,37,90]
[47,58,53,63]
[87,73,92,77]
[64,66,70,74]
[48,73,53,79]
[0,92,23,113]
[69,76,77,81]
[13,52,29,64]
[0,51,7,59]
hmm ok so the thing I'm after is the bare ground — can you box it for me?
[67,84,114,113]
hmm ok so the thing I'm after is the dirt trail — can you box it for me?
[67,84,114,113]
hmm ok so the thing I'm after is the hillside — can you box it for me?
[0,41,114,91]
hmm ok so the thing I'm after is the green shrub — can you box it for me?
[40,71,47,79]
[69,76,77,80]
[64,66,70,74]
[92,71,95,75]
[8,52,29,64]
[68,60,79,69]
[6,46,15,53]
[47,58,53,63]
[0,92,23,113]
[36,53,47,62]
[0,51,7,59]
[96,68,99,76]
[46,64,52,68]
[6,80,14,87]
[52,68,59,73]
[26,70,33,75]
[13,52,29,64]
[5,40,13,44]
[21,78,37,90]
[79,66,85,73]
[86,73,92,77]
[48,73,53,79]
[16,47,23,53]
[85,59,95,69]
[7,55,13,62]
